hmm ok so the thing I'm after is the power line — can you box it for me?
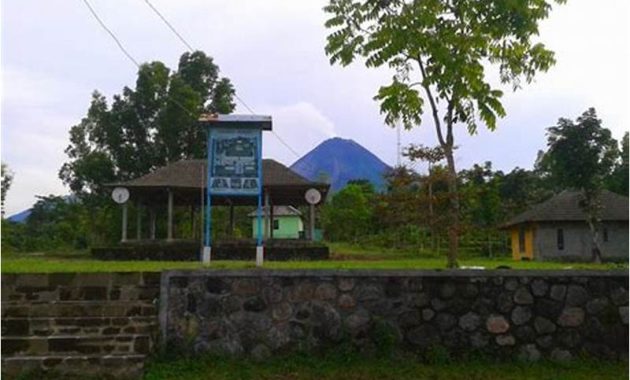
[81,0,139,67]
[81,0,198,120]
[139,0,304,161]
[142,0,194,52]
[141,0,257,116]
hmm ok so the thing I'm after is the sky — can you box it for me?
[1,0,629,216]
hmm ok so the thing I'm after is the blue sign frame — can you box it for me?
[205,127,263,248]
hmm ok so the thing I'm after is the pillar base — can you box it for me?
[202,246,211,264]
[256,246,264,267]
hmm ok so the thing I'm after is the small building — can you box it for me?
[502,190,629,261]
[248,206,303,239]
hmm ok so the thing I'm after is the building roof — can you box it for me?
[502,190,629,228]
[114,159,316,189]
[109,159,329,206]
[198,113,272,130]
[247,206,302,218]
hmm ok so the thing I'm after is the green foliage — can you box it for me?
[1,162,14,218]
[606,132,629,196]
[324,0,562,133]
[50,51,236,247]
[540,108,618,193]
[324,0,564,267]
[535,108,621,262]
[59,51,235,199]
[322,184,375,242]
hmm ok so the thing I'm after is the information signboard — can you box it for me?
[208,128,261,196]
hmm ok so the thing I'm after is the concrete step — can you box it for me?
[2,316,158,337]
[1,354,146,380]
[1,334,152,356]
[1,301,157,318]
[2,284,160,303]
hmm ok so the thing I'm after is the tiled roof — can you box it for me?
[113,159,316,189]
[502,190,629,227]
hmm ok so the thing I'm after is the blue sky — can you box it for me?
[1,0,629,215]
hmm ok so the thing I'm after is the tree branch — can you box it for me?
[417,56,446,147]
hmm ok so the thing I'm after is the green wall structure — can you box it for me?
[251,215,303,239]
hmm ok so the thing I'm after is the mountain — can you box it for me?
[6,195,77,224]
[7,209,31,223]
[290,137,392,192]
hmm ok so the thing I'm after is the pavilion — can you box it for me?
[109,158,330,243]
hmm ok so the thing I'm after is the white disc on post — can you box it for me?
[304,188,322,205]
[112,187,130,204]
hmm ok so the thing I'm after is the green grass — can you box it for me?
[143,352,628,380]
[1,247,626,273]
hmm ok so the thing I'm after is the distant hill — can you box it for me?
[290,137,391,192]
[7,209,30,223]
[6,194,77,224]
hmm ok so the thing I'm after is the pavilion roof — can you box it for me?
[109,159,329,206]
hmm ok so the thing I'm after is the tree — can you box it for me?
[323,0,563,267]
[539,108,619,263]
[404,144,445,250]
[606,132,629,196]
[322,184,375,242]
[458,162,503,256]
[59,51,235,199]
[1,162,14,218]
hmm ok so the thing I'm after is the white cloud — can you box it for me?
[259,102,337,165]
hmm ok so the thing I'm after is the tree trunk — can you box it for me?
[587,218,603,264]
[444,147,460,268]
[582,189,603,264]
[428,164,436,252]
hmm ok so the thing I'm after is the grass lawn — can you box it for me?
[143,353,629,380]
[1,244,626,273]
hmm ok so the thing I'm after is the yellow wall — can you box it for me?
[524,228,534,260]
[511,225,535,260]
[511,229,520,260]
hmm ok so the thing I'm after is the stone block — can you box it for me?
[530,279,548,297]
[565,285,588,306]
[459,312,481,332]
[534,317,556,334]
[557,307,585,327]
[337,278,355,292]
[486,315,510,334]
[518,344,541,362]
[496,334,515,346]
[338,294,356,310]
[512,306,532,325]
[586,297,610,315]
[514,287,534,305]
[549,285,567,301]
[314,283,337,301]
[619,306,628,325]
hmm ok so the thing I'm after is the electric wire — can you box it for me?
[139,0,309,163]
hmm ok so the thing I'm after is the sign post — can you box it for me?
[200,114,272,266]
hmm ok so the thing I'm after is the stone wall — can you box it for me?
[1,273,161,379]
[161,270,629,361]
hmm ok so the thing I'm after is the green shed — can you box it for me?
[249,206,303,239]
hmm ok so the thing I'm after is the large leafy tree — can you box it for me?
[1,162,14,218]
[539,108,619,262]
[323,0,563,267]
[59,51,235,198]
[606,132,629,196]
